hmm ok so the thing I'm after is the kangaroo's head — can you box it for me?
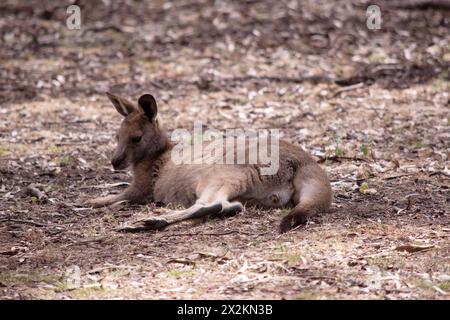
[106,92,169,170]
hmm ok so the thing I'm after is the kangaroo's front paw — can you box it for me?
[142,217,170,230]
[85,196,113,208]
[219,202,243,217]
[116,217,169,233]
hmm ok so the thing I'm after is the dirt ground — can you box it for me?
[0,0,449,299]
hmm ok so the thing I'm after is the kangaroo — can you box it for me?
[86,92,332,233]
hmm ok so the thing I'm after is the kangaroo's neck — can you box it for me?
[131,130,173,189]
[132,150,170,178]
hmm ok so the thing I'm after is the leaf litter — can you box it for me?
[0,0,449,299]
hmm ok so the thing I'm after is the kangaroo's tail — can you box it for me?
[279,164,332,233]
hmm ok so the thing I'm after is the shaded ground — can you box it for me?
[0,0,449,299]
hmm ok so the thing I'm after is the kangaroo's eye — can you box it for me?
[131,136,142,143]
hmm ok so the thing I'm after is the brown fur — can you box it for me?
[87,93,332,233]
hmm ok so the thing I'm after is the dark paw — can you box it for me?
[142,217,170,230]
[220,202,243,217]
[279,214,307,234]
[117,217,170,233]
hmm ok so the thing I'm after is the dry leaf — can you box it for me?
[395,245,435,253]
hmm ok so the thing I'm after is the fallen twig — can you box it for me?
[65,236,110,247]
[159,230,269,238]
[87,264,138,274]
[332,82,364,97]
[193,250,230,261]
[382,173,419,180]
[167,258,196,266]
[7,218,55,228]
[0,249,19,256]
[161,230,239,237]
[317,155,371,163]
[79,182,130,190]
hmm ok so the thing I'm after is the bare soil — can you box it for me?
[0,0,449,299]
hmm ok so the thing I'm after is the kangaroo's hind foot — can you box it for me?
[118,201,224,232]
[119,183,245,232]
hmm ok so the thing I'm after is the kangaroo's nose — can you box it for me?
[111,157,125,170]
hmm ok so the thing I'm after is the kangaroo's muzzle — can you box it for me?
[111,153,128,170]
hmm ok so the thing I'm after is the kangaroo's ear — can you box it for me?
[138,94,158,121]
[106,92,136,117]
